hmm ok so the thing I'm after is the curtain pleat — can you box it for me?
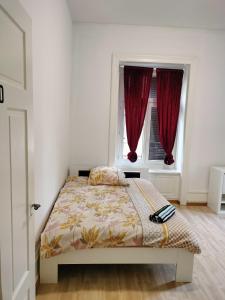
[124,66,153,162]
[156,68,183,165]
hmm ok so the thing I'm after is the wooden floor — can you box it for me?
[37,206,225,300]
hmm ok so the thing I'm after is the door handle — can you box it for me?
[0,85,4,103]
[31,203,41,210]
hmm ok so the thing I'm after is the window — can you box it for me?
[117,68,182,169]
[147,78,165,161]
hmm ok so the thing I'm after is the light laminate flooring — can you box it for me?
[37,206,225,300]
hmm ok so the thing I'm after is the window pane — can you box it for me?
[148,106,165,160]
[150,77,157,98]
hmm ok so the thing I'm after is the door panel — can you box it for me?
[9,110,28,289]
[0,7,25,88]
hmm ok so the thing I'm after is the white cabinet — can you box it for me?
[222,175,225,194]
[208,166,225,214]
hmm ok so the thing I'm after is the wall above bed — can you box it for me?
[70,23,225,203]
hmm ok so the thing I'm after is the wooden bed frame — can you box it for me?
[40,171,195,284]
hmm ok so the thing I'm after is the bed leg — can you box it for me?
[175,250,194,282]
[40,257,58,283]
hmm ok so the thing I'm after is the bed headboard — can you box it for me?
[78,170,140,178]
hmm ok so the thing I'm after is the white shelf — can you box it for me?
[219,204,225,214]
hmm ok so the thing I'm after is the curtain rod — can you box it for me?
[119,65,185,70]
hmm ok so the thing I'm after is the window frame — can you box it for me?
[109,53,196,205]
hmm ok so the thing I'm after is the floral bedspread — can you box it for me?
[40,177,200,259]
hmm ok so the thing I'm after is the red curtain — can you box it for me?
[156,68,183,165]
[124,66,153,162]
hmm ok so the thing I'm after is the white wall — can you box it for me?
[71,23,225,202]
[19,0,72,239]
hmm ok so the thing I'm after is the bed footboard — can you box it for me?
[40,248,194,284]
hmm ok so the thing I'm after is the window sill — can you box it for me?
[148,169,181,175]
[116,159,181,173]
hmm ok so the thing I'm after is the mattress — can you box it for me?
[40,176,201,259]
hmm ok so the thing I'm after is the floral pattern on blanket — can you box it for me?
[40,176,142,258]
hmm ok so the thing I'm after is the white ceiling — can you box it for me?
[67,0,225,30]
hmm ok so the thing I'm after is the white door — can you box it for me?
[0,0,35,299]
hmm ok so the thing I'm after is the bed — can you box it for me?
[40,171,200,284]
